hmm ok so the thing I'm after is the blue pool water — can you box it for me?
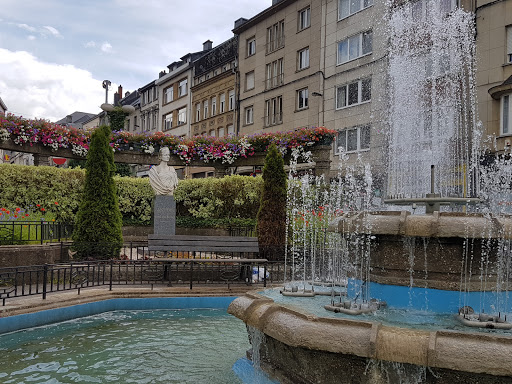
[0,297,278,384]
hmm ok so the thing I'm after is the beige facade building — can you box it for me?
[233,0,324,139]
[190,37,238,178]
[475,0,512,153]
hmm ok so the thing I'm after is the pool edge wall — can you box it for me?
[0,296,236,335]
[228,293,512,383]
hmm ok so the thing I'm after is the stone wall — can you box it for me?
[0,243,68,268]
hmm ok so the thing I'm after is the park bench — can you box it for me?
[0,273,15,306]
[147,234,259,258]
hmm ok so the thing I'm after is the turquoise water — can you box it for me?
[0,308,251,384]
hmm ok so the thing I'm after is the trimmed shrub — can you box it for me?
[257,143,287,261]
[72,126,123,259]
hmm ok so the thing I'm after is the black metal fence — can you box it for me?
[0,221,74,245]
[0,259,286,306]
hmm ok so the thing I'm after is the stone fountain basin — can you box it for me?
[229,292,512,380]
[328,211,512,239]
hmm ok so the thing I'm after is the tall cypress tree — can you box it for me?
[72,125,123,259]
[257,143,287,261]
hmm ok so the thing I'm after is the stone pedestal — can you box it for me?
[153,195,176,236]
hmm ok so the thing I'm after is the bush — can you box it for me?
[72,125,123,259]
[257,143,287,261]
[174,175,262,219]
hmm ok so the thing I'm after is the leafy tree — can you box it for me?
[257,143,287,261]
[72,125,123,259]
[107,106,128,132]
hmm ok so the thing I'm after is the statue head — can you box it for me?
[159,146,171,162]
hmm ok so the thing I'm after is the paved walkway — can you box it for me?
[0,284,263,318]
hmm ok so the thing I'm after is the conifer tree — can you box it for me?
[72,125,123,259]
[257,143,287,261]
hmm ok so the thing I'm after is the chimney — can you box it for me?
[203,40,213,51]
[118,85,123,99]
[234,18,248,29]
[159,70,166,78]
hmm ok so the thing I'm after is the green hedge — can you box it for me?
[0,164,261,226]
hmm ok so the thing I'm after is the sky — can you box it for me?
[0,0,270,122]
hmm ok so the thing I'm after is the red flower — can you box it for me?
[15,207,21,212]
[54,202,59,205]
[6,210,9,214]
[14,214,18,218]
[36,204,40,207]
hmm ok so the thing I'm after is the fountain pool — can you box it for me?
[0,297,278,384]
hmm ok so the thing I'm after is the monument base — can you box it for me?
[153,195,176,236]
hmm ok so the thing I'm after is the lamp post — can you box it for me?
[312,91,324,127]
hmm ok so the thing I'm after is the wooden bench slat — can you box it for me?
[147,235,260,254]
[148,235,257,242]
[149,246,259,253]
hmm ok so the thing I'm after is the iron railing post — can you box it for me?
[42,264,48,300]
[109,259,113,291]
[189,261,193,290]
[264,263,267,287]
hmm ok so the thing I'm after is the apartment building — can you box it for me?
[190,37,238,178]
[138,81,158,133]
[475,0,512,152]
[233,0,324,138]
[156,44,211,138]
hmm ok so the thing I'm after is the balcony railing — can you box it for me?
[266,35,285,54]
[265,74,284,90]
[264,113,283,127]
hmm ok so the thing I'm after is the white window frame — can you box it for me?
[178,79,188,97]
[209,129,216,137]
[165,86,173,104]
[265,96,283,127]
[507,26,512,64]
[227,125,235,136]
[195,103,201,122]
[164,112,173,131]
[245,106,254,125]
[266,20,285,54]
[211,97,217,116]
[501,94,511,136]
[298,47,310,70]
[338,0,373,20]
[228,90,235,111]
[337,31,372,65]
[218,127,225,137]
[203,100,209,119]
[336,78,372,109]
[246,71,255,91]
[298,7,311,31]
[220,93,226,113]
[247,37,256,57]
[266,58,283,90]
[335,125,371,154]
[178,107,187,125]
[297,88,309,110]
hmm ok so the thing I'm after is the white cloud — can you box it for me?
[27,35,36,41]
[16,23,37,33]
[100,42,112,53]
[0,48,107,121]
[85,41,96,48]
[42,25,62,38]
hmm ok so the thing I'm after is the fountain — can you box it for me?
[229,3,512,383]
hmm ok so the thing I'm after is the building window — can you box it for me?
[266,20,285,54]
[165,86,174,104]
[298,7,311,31]
[220,93,226,113]
[336,125,371,153]
[178,107,187,125]
[154,87,158,100]
[298,47,310,70]
[507,26,512,64]
[265,96,283,127]
[245,106,254,125]
[297,88,309,110]
[247,37,256,57]
[211,97,217,116]
[228,90,235,111]
[502,95,511,135]
[147,114,151,131]
[153,110,158,130]
[246,71,255,90]
[196,103,201,122]
[336,78,371,109]
[209,129,216,137]
[337,31,372,65]
[203,100,209,119]
[338,0,373,20]
[227,125,235,135]
[178,79,188,97]
[164,112,173,131]
[218,127,225,137]
[133,116,137,132]
[266,58,284,90]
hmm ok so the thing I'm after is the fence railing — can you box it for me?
[0,259,286,306]
[0,221,74,245]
